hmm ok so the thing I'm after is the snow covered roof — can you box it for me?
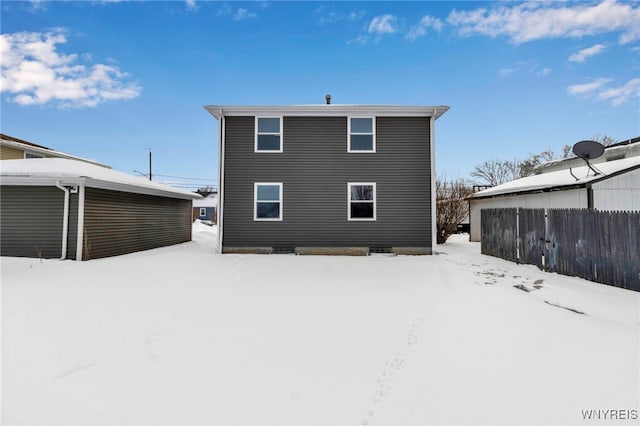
[470,156,640,199]
[205,104,449,121]
[193,193,217,208]
[1,134,111,168]
[1,158,201,200]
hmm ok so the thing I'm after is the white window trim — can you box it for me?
[254,182,283,221]
[255,116,283,153]
[199,208,207,216]
[347,116,376,153]
[347,182,376,221]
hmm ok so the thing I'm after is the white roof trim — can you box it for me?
[1,138,111,168]
[1,158,201,200]
[205,104,450,121]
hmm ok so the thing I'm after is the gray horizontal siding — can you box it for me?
[83,188,192,260]
[1,186,65,259]
[223,116,431,248]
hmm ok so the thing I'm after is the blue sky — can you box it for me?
[2,0,639,190]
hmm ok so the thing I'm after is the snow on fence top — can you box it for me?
[471,156,640,199]
[0,158,201,200]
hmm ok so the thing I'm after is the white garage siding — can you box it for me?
[592,168,640,212]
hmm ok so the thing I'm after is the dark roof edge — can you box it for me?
[0,133,51,150]
[606,136,640,149]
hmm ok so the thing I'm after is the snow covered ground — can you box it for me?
[2,223,638,425]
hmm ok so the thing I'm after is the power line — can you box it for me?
[73,148,214,153]
[153,173,217,181]
[160,182,218,187]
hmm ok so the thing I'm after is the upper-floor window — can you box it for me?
[348,117,375,153]
[254,182,283,221]
[199,208,207,217]
[255,117,283,152]
[348,182,376,220]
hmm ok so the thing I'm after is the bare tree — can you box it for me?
[473,145,576,186]
[519,149,558,177]
[196,186,217,196]
[436,176,473,244]
[592,134,617,146]
[470,159,521,186]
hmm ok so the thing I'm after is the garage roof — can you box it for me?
[1,158,201,200]
[470,156,640,199]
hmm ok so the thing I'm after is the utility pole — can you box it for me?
[148,148,152,181]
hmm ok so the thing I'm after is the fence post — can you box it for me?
[542,208,549,271]
[516,207,520,264]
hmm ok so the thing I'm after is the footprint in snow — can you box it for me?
[360,298,437,424]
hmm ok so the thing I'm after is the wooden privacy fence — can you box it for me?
[481,208,640,292]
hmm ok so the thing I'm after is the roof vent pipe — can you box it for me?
[325,94,331,105]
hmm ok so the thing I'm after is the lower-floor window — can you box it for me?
[199,208,207,216]
[348,182,376,220]
[254,182,283,220]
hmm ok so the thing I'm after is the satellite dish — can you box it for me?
[573,140,604,160]
[572,140,605,176]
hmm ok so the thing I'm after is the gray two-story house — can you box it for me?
[205,102,449,255]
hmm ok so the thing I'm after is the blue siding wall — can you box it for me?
[195,207,216,221]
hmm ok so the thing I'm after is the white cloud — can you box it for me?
[185,0,197,12]
[597,78,640,106]
[499,67,518,77]
[568,77,639,106]
[318,11,342,25]
[447,0,640,44]
[28,0,47,11]
[368,14,398,35]
[406,15,443,41]
[233,8,257,21]
[348,11,365,21]
[215,3,257,21]
[0,30,141,108]
[318,9,365,25]
[538,67,552,76]
[567,78,613,95]
[569,43,607,62]
[347,35,369,45]
[498,61,550,77]
[216,3,232,17]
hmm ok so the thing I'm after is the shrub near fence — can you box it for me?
[481,208,640,292]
